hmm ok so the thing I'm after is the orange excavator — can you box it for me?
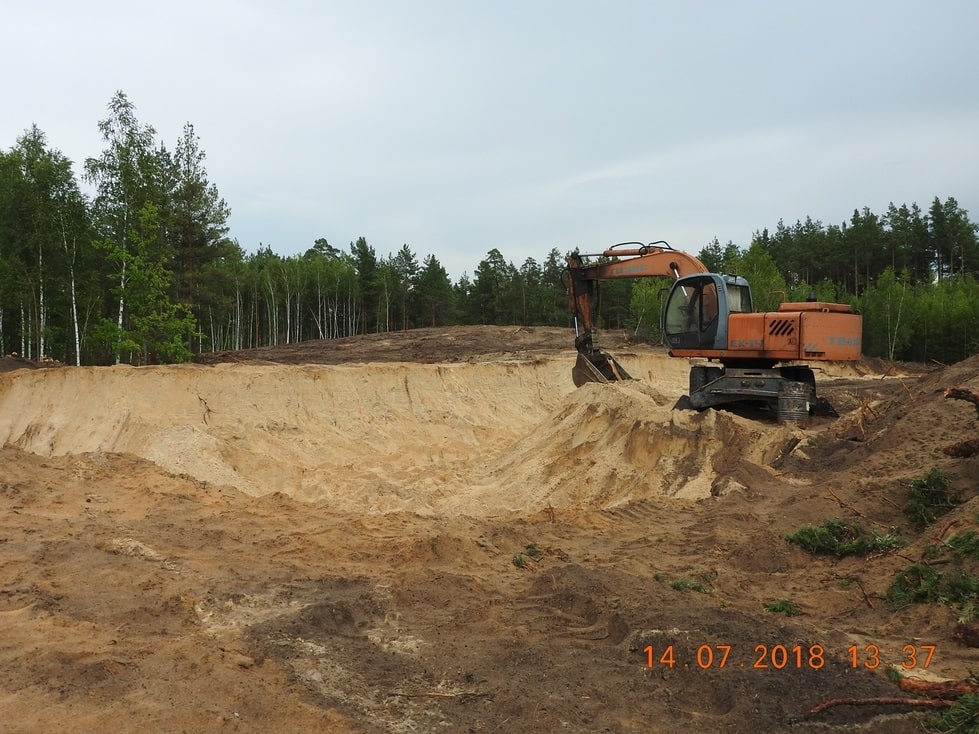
[566,241,863,421]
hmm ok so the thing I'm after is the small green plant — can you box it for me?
[905,468,958,530]
[670,577,708,594]
[959,602,977,625]
[869,532,907,553]
[524,543,542,559]
[785,520,905,558]
[512,543,543,569]
[763,599,801,616]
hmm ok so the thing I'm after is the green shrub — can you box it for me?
[886,563,979,611]
[947,530,979,559]
[763,599,801,616]
[786,520,865,556]
[670,577,708,594]
[785,520,905,558]
[927,693,979,732]
[886,563,943,608]
[906,468,959,530]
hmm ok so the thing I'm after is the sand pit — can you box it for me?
[1,326,977,733]
[0,351,803,517]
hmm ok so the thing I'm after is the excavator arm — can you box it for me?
[566,242,708,354]
[565,242,709,386]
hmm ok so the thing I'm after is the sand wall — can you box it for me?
[0,354,790,515]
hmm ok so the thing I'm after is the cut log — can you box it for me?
[898,677,979,698]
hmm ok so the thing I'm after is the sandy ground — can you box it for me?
[1,326,978,733]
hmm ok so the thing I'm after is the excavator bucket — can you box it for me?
[572,351,633,387]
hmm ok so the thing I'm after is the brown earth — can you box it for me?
[1,326,978,733]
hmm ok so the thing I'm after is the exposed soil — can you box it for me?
[1,325,978,733]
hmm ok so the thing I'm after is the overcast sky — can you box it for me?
[4,1,979,279]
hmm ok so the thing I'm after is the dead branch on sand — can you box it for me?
[805,696,954,717]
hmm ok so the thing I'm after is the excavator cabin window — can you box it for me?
[665,278,716,329]
[725,280,751,313]
[664,275,723,349]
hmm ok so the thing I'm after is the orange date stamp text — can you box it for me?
[643,643,936,671]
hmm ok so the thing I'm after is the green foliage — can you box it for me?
[628,278,671,342]
[415,254,455,327]
[763,599,801,616]
[737,241,788,313]
[885,563,944,608]
[905,468,958,530]
[670,577,708,594]
[927,693,979,733]
[857,268,914,360]
[512,543,542,569]
[886,563,979,612]
[947,531,979,560]
[785,520,905,558]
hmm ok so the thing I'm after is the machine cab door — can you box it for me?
[663,274,728,350]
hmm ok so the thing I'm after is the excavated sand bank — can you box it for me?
[0,353,798,515]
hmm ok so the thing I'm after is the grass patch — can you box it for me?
[906,468,959,530]
[670,577,708,594]
[763,599,801,616]
[512,543,544,569]
[785,519,905,558]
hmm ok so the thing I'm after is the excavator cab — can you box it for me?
[663,273,752,352]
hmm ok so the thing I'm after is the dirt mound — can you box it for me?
[443,380,796,515]
[195,325,588,366]
[0,355,64,373]
[795,353,979,488]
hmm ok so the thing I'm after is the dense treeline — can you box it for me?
[1,92,978,365]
